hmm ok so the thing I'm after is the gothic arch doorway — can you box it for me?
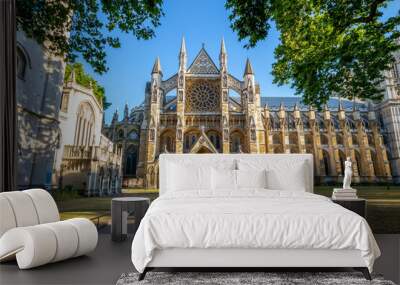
[322,149,331,176]
[338,149,346,175]
[354,150,362,177]
[230,130,245,153]
[124,145,138,177]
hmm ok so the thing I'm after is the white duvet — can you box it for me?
[131,190,380,273]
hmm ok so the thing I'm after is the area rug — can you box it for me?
[116,271,395,285]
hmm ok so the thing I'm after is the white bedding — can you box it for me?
[131,190,380,273]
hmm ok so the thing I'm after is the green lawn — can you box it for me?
[58,191,158,227]
[57,186,400,234]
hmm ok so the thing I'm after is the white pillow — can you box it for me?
[237,158,308,191]
[211,168,237,190]
[266,161,307,191]
[236,169,267,189]
[167,163,211,191]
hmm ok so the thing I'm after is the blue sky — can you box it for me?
[81,0,400,123]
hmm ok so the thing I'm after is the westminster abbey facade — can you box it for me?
[104,39,400,187]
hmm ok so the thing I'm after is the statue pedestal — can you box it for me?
[332,188,358,200]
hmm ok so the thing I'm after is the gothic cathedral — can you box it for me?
[104,39,400,188]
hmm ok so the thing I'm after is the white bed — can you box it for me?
[131,154,380,280]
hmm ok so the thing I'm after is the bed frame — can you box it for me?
[139,248,370,280]
[138,154,372,281]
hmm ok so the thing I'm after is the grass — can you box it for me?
[57,190,159,228]
[122,188,159,194]
[57,186,400,234]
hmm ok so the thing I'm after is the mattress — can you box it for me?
[131,189,380,273]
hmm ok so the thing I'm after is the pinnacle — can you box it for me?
[244,58,254,76]
[180,37,186,54]
[220,38,226,54]
[152,57,162,75]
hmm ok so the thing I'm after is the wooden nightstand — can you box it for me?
[332,198,367,218]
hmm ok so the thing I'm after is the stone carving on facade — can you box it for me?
[176,129,182,141]
[178,75,184,87]
[249,116,256,128]
[223,115,228,127]
[250,129,256,141]
[222,74,228,87]
[161,74,178,94]
[248,92,254,103]
[185,79,220,112]
[222,90,228,102]
[149,129,155,141]
[224,129,229,141]
[151,88,157,103]
[187,49,219,74]
[227,74,242,94]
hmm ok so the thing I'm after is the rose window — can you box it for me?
[185,79,220,112]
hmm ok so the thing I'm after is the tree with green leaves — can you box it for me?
[65,63,111,110]
[17,0,164,74]
[226,0,400,107]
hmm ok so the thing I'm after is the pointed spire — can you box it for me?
[220,37,227,72]
[338,98,344,111]
[124,102,129,120]
[323,104,330,120]
[338,97,345,120]
[179,37,187,71]
[112,108,119,125]
[243,58,254,76]
[278,102,285,119]
[264,103,270,118]
[308,104,315,120]
[293,103,301,119]
[220,38,226,54]
[179,37,186,55]
[152,57,162,75]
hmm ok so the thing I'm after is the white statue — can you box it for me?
[343,157,353,189]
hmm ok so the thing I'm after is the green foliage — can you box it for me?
[226,0,400,107]
[65,63,111,110]
[17,0,164,74]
